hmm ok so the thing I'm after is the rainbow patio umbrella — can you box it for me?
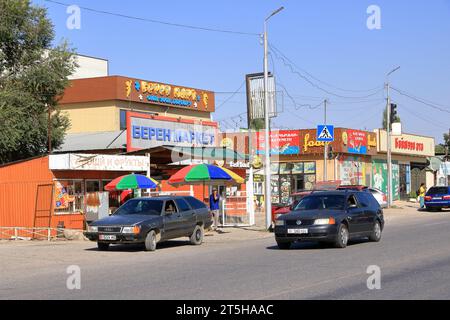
[104,174,159,191]
[168,164,244,186]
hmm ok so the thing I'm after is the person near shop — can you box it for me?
[418,183,427,209]
[209,188,221,231]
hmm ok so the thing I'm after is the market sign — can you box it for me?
[125,78,214,112]
[254,130,300,155]
[127,112,218,152]
[49,154,150,171]
[376,129,435,157]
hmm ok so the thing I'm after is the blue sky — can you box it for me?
[34,0,450,143]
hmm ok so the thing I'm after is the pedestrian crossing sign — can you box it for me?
[317,125,334,142]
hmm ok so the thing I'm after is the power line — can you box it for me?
[215,80,246,111]
[44,0,260,36]
[391,87,450,114]
[269,44,385,100]
[269,43,383,94]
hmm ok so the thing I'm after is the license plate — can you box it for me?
[433,197,442,200]
[288,228,308,234]
[99,234,116,241]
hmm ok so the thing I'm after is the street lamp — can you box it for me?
[264,6,284,229]
[385,66,400,207]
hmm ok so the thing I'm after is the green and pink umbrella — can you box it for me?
[168,164,244,186]
[104,174,159,191]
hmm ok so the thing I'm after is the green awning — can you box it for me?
[165,146,247,161]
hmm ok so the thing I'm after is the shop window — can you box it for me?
[120,110,127,130]
[54,180,84,215]
[86,180,100,193]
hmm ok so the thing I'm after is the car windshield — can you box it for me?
[114,199,163,216]
[294,195,346,210]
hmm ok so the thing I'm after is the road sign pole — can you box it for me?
[323,99,328,182]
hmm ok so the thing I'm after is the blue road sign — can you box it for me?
[317,125,334,142]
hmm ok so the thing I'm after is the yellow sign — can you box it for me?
[303,133,325,153]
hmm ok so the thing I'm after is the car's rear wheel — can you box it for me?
[97,242,109,251]
[144,230,157,251]
[334,224,349,248]
[190,225,204,245]
[368,220,382,242]
[276,240,292,250]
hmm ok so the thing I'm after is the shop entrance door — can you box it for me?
[33,183,54,229]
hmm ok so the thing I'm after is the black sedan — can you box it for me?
[84,196,213,251]
[274,191,384,249]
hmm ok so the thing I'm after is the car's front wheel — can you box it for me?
[334,224,349,248]
[144,230,157,251]
[97,242,109,251]
[190,225,204,245]
[276,240,292,250]
[368,220,382,242]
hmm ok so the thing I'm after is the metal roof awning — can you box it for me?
[127,145,248,164]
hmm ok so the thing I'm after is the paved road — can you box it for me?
[1,208,450,300]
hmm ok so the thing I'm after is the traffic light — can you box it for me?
[390,103,398,124]
[327,144,333,160]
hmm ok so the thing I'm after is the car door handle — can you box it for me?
[347,216,352,221]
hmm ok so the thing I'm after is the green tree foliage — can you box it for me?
[0,0,77,164]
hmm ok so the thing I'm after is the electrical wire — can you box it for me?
[391,87,450,114]
[215,80,246,111]
[269,43,384,94]
[44,0,260,36]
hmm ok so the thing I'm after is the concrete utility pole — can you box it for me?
[264,6,284,230]
[323,99,328,182]
[386,66,400,207]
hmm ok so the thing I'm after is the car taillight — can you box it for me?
[425,196,432,201]
[382,194,387,202]
[443,195,450,200]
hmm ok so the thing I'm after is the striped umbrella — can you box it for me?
[168,164,244,186]
[104,174,159,191]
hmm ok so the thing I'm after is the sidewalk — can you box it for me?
[204,226,272,243]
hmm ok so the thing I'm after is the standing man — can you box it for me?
[418,183,427,210]
[209,188,220,231]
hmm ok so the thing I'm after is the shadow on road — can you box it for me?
[84,239,192,252]
[266,238,370,251]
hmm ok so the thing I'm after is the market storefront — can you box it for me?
[374,129,435,200]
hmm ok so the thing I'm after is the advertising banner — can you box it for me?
[344,130,368,154]
[372,159,399,200]
[255,130,300,155]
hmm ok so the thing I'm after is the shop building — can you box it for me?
[374,129,435,199]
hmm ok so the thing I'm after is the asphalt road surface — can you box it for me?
[1,209,450,300]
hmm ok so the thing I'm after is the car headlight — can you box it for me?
[275,220,285,226]
[87,226,98,233]
[122,226,141,234]
[313,217,336,225]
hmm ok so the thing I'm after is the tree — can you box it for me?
[250,118,266,130]
[382,108,401,130]
[434,133,449,157]
[0,0,77,164]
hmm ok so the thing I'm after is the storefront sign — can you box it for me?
[125,78,214,112]
[255,130,300,155]
[376,130,435,157]
[49,154,150,171]
[127,112,217,152]
[229,161,250,168]
[302,132,325,153]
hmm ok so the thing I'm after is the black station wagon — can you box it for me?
[84,196,213,251]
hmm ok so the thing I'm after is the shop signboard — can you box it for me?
[255,130,300,155]
[49,154,150,171]
[127,112,218,152]
[376,129,435,157]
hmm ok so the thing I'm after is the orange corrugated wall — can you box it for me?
[0,157,53,227]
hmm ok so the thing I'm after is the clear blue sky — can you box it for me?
[34,0,450,143]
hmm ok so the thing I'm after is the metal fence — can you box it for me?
[0,227,81,241]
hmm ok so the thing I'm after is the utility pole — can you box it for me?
[323,99,328,182]
[47,103,52,154]
[386,66,400,207]
[263,6,284,230]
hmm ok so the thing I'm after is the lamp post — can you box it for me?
[386,66,400,207]
[264,6,284,229]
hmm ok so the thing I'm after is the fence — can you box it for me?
[0,227,82,241]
